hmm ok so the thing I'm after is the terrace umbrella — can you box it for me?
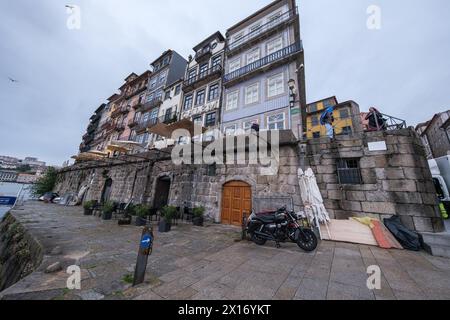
[298,168,331,240]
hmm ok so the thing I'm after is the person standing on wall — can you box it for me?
[320,107,335,140]
[365,107,386,131]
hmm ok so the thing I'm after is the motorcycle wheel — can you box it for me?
[251,233,267,246]
[297,229,318,252]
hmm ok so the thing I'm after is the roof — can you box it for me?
[150,50,173,67]
[226,0,286,35]
[107,93,121,102]
[124,73,138,82]
[307,96,338,107]
[120,70,151,90]
[193,31,225,51]
[94,104,106,114]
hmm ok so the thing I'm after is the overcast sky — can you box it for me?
[1,0,449,166]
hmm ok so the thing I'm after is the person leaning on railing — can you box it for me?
[365,107,387,131]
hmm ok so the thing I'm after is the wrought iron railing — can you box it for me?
[224,41,302,83]
[183,64,222,89]
[227,7,298,52]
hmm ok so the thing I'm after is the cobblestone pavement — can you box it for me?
[1,202,450,300]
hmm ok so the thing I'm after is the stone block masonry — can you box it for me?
[55,129,444,233]
[306,128,444,233]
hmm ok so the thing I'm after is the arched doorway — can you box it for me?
[100,178,113,204]
[221,181,252,226]
[153,176,171,208]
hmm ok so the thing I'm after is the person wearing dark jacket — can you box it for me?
[365,107,386,131]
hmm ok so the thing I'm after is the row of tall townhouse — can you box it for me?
[79,0,306,154]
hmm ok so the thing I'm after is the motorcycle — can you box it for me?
[245,206,318,252]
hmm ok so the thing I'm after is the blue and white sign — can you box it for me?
[140,234,153,249]
[0,196,16,206]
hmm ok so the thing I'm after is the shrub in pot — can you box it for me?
[83,201,94,216]
[192,207,205,226]
[102,201,115,220]
[134,204,149,226]
[159,206,176,233]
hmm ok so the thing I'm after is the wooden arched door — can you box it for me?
[221,181,252,226]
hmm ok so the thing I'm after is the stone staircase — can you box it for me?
[421,220,450,258]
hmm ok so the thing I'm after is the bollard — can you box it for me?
[133,225,154,286]
[242,211,248,240]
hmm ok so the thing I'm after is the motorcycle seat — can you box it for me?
[255,215,276,223]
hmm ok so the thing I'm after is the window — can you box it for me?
[205,112,216,127]
[342,126,352,135]
[187,68,197,82]
[229,58,241,73]
[267,37,283,55]
[174,84,181,96]
[153,64,160,72]
[208,83,220,101]
[246,48,260,65]
[164,90,171,100]
[313,132,321,138]
[184,95,193,110]
[225,124,237,136]
[245,83,259,105]
[199,63,209,78]
[207,163,217,176]
[226,91,239,110]
[163,56,170,66]
[146,93,154,102]
[309,104,317,113]
[267,11,282,26]
[337,158,362,185]
[233,32,244,45]
[193,116,203,126]
[212,55,222,68]
[267,113,285,130]
[267,73,284,97]
[340,108,350,119]
[196,89,206,105]
[159,72,167,84]
[142,112,150,123]
[244,120,258,132]
[311,115,319,126]
[155,90,163,101]
[249,23,262,36]
[150,78,157,88]
[164,108,172,121]
[150,108,158,120]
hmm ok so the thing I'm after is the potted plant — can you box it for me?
[159,206,176,233]
[83,201,95,216]
[102,201,115,220]
[118,204,134,226]
[192,207,205,226]
[134,204,149,227]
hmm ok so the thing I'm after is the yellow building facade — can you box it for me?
[306,96,355,139]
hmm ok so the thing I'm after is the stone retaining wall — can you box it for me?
[305,128,444,233]
[0,213,43,292]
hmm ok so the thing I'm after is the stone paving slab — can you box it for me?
[1,201,450,300]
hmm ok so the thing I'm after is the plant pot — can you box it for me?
[102,211,113,220]
[158,220,172,233]
[84,208,93,216]
[135,217,147,227]
[118,216,132,226]
[192,216,204,226]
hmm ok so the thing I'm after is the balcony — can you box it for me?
[124,85,147,100]
[182,64,222,93]
[101,120,114,131]
[138,98,163,113]
[132,100,145,110]
[134,114,179,133]
[224,41,302,86]
[226,7,298,55]
[87,123,97,133]
[114,123,126,132]
[111,106,130,118]
[195,46,212,63]
[83,133,94,145]
[128,118,139,128]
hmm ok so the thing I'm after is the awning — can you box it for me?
[106,144,130,153]
[71,152,107,162]
[148,118,207,139]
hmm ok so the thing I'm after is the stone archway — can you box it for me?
[100,178,113,204]
[153,175,171,209]
[221,181,252,226]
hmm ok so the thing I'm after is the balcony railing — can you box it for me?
[138,98,163,113]
[135,114,179,133]
[195,46,212,62]
[227,7,298,53]
[111,106,130,118]
[128,118,138,128]
[114,123,126,132]
[101,120,114,131]
[224,41,302,84]
[183,64,222,92]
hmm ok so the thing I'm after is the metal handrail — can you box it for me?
[224,41,302,83]
[183,64,222,88]
[227,7,298,52]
